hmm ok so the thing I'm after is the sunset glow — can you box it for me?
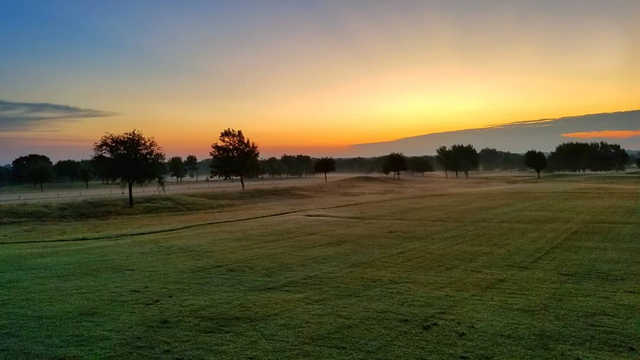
[1,1,639,162]
[563,130,640,140]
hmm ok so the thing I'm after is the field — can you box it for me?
[0,175,337,204]
[1,174,639,359]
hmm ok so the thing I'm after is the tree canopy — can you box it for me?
[524,150,547,178]
[184,155,199,181]
[314,157,336,183]
[407,156,433,175]
[479,148,525,170]
[168,156,187,182]
[451,144,479,178]
[436,146,454,178]
[382,153,407,179]
[0,165,10,186]
[548,142,629,172]
[78,160,94,188]
[210,128,259,191]
[53,160,81,182]
[94,130,165,207]
[11,154,54,191]
[281,154,313,177]
[437,145,478,178]
[260,157,286,177]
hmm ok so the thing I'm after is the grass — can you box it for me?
[1,174,639,359]
[0,187,310,223]
[0,181,117,194]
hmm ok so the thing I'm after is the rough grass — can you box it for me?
[0,181,116,194]
[1,174,639,359]
[0,187,309,223]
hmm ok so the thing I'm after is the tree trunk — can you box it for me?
[128,182,134,207]
[445,170,448,178]
[40,183,43,192]
[85,181,89,189]
[537,170,541,179]
[455,170,459,178]
[324,172,327,183]
[465,171,469,179]
[240,175,245,191]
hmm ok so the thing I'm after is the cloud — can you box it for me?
[0,100,116,132]
[563,130,640,139]
[348,109,640,156]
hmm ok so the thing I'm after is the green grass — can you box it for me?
[1,175,639,359]
[0,181,117,194]
[0,187,310,223]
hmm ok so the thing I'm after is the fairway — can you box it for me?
[1,175,639,359]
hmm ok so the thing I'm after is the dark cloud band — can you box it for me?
[0,100,116,131]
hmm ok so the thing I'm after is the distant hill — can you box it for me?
[345,110,640,156]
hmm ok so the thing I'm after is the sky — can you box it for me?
[1,0,639,163]
[350,110,640,156]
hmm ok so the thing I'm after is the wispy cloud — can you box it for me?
[0,100,116,132]
[563,130,640,139]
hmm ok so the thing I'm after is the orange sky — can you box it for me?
[1,1,639,160]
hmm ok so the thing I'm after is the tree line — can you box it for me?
[1,128,637,207]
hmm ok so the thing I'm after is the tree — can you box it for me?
[407,156,433,176]
[436,146,454,178]
[53,160,81,182]
[78,160,94,189]
[11,154,54,191]
[479,148,525,170]
[281,154,313,176]
[314,157,336,183]
[94,130,166,207]
[524,150,547,179]
[382,153,407,179]
[548,142,629,172]
[0,165,10,186]
[611,145,629,171]
[280,155,298,176]
[184,155,199,181]
[168,156,187,182]
[92,154,116,183]
[451,144,479,178]
[548,142,591,172]
[296,155,313,176]
[155,161,168,193]
[333,157,385,173]
[209,128,259,191]
[30,161,55,191]
[478,148,501,171]
[260,157,285,177]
